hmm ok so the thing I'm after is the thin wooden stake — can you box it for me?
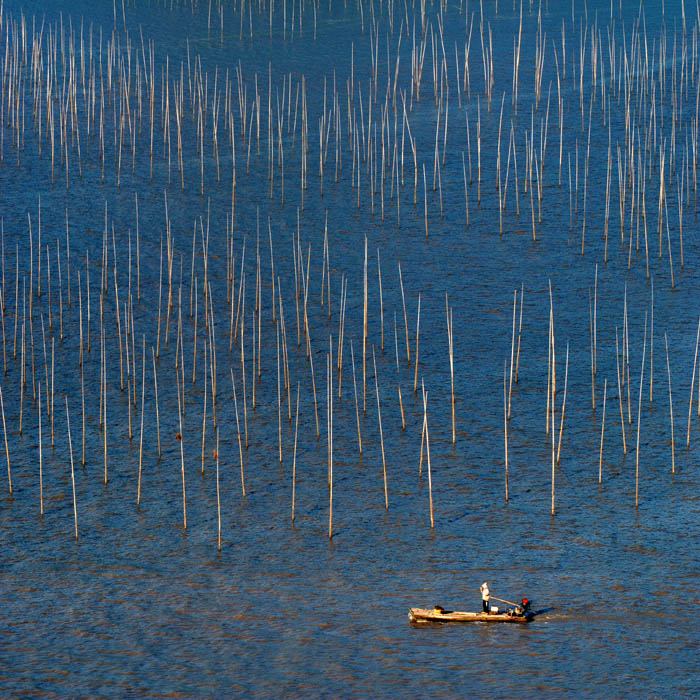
[422,380,434,527]
[138,337,145,504]
[292,382,299,521]
[0,384,11,495]
[38,384,43,515]
[230,369,246,496]
[216,428,221,551]
[686,317,700,448]
[503,361,509,501]
[635,313,648,509]
[66,397,78,540]
[665,333,675,473]
[373,347,388,509]
[599,379,607,484]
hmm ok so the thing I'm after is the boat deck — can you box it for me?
[409,607,532,624]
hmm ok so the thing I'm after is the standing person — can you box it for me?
[480,582,490,613]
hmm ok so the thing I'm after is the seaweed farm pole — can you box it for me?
[413,293,421,393]
[216,428,221,551]
[363,238,367,411]
[38,384,43,515]
[292,382,299,521]
[556,343,569,465]
[350,339,362,452]
[309,334,320,438]
[515,284,524,382]
[377,250,384,351]
[277,325,282,463]
[177,376,187,529]
[589,293,595,411]
[551,358,555,517]
[398,262,410,363]
[422,381,434,527]
[447,300,455,443]
[66,397,78,540]
[686,317,700,448]
[0,383,10,495]
[230,368,245,496]
[649,279,654,404]
[616,328,627,454]
[665,333,675,473]
[423,164,429,237]
[546,305,552,435]
[373,347,388,509]
[152,348,161,459]
[635,313,648,509]
[201,341,208,473]
[81,357,86,466]
[419,382,426,478]
[508,288,516,419]
[19,320,24,435]
[138,337,145,504]
[599,379,607,484]
[550,301,556,517]
[50,339,54,446]
[462,151,470,226]
[102,328,107,484]
[328,349,333,539]
[503,361,508,502]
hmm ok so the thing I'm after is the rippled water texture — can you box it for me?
[1,0,700,696]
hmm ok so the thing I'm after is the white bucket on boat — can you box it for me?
[490,606,499,613]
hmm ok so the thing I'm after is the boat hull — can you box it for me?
[408,607,532,624]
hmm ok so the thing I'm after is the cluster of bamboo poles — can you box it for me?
[0,185,451,543]
[500,268,687,516]
[2,197,694,547]
[0,0,697,283]
[0,0,699,545]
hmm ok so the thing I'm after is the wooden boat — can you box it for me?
[408,607,533,624]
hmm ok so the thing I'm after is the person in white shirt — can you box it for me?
[480,582,490,613]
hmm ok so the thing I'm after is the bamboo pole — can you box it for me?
[398,262,410,364]
[177,373,187,529]
[665,333,675,473]
[506,289,517,422]
[422,380,434,527]
[350,339,362,452]
[447,300,455,443]
[686,317,700,448]
[503,361,508,501]
[328,347,333,538]
[292,382,299,521]
[515,284,524,382]
[413,293,421,393]
[66,397,78,540]
[551,351,556,517]
[635,313,648,509]
[38,383,43,515]
[216,428,221,551]
[556,343,569,464]
[0,383,10,496]
[230,368,245,496]
[599,379,607,484]
[363,238,367,411]
[394,313,405,430]
[201,341,208,473]
[138,336,145,504]
[102,327,107,484]
[373,347,388,509]
[152,347,161,459]
[277,325,282,463]
[616,328,627,454]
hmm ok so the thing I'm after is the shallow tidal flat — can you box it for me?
[0,0,699,696]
